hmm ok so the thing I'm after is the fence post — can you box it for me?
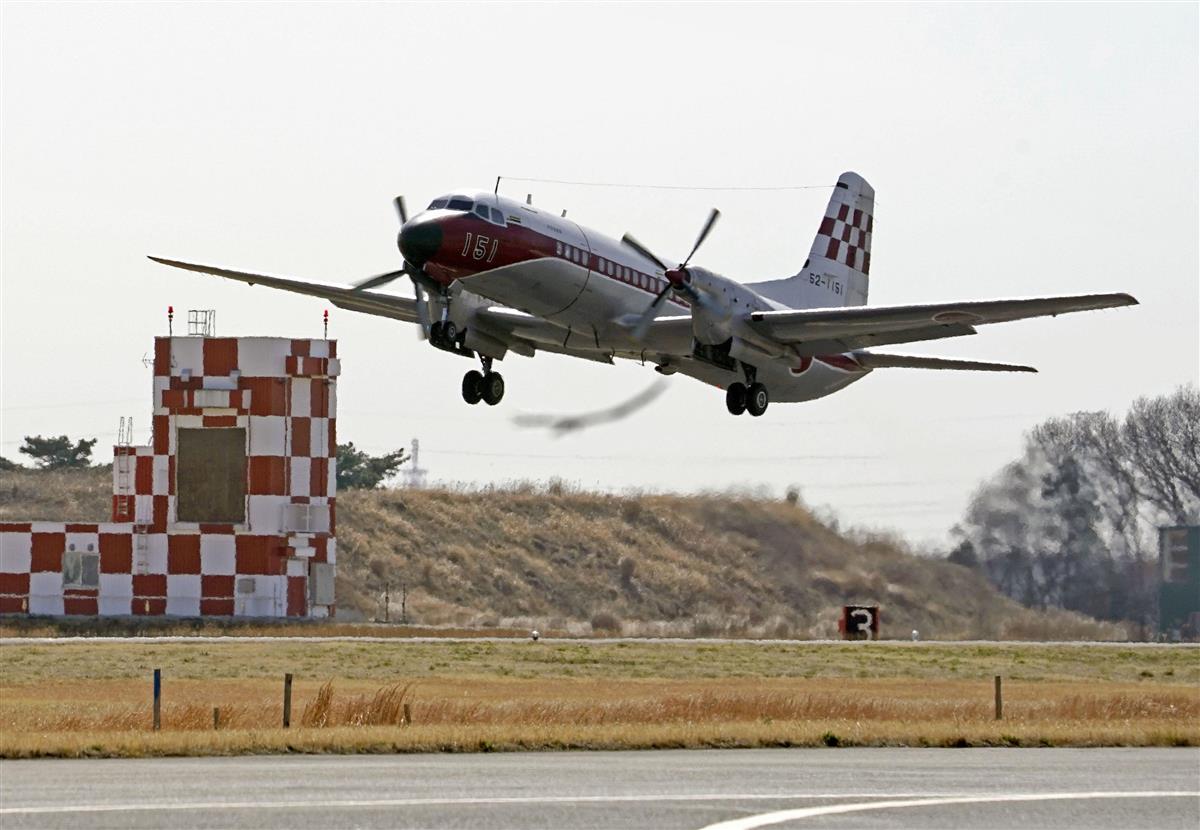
[153,668,161,731]
[213,707,220,730]
[994,675,1003,720]
[283,673,293,728]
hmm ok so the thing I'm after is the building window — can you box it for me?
[62,548,99,589]
[177,428,246,523]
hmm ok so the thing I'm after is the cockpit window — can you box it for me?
[446,198,473,211]
[428,198,449,210]
[490,207,504,224]
[474,203,489,220]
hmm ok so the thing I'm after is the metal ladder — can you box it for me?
[114,417,133,520]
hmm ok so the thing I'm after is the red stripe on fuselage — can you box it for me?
[423,212,688,309]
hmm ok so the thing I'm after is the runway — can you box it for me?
[1,748,1197,829]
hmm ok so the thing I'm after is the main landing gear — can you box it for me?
[462,356,504,406]
[726,381,768,417]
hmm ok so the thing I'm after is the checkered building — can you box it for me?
[0,336,339,618]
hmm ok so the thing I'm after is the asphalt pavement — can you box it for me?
[1,748,1197,830]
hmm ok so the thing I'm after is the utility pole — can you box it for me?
[384,581,390,623]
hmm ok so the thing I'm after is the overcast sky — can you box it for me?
[2,2,1196,548]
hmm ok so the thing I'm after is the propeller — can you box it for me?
[351,194,434,339]
[622,208,723,341]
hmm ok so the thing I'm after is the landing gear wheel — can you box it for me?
[481,372,505,406]
[441,321,458,345]
[461,370,484,405]
[725,383,747,416]
[746,383,769,417]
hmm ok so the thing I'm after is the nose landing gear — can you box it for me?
[462,357,504,406]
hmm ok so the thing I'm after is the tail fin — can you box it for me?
[747,171,875,309]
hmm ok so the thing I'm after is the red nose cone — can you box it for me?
[665,268,687,287]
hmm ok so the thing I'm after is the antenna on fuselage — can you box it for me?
[494,176,500,195]
[561,209,567,218]
[526,194,532,205]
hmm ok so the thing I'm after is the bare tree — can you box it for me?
[1122,386,1200,523]
[953,385,1196,627]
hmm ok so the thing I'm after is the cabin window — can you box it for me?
[606,261,614,276]
[556,242,563,256]
[447,198,472,211]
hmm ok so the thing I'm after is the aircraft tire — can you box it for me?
[462,370,484,405]
[726,383,747,416]
[482,372,505,406]
[746,383,769,417]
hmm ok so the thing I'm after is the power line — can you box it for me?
[421,448,878,463]
[499,176,837,193]
[0,397,143,412]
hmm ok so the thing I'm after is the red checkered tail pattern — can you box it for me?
[746,171,875,309]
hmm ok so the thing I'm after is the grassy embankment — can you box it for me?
[0,468,1128,640]
[1,639,1196,757]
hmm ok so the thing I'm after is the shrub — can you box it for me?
[590,611,622,634]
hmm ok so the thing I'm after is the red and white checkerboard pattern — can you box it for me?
[1,336,339,619]
[812,201,873,276]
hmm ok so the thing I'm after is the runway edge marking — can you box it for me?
[1,790,1197,817]
[697,791,1200,830]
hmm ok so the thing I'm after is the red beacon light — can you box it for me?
[323,309,329,338]
[167,305,174,335]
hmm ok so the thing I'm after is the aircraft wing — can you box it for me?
[148,257,422,323]
[852,352,1036,372]
[747,293,1137,354]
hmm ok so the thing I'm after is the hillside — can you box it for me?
[0,468,1125,639]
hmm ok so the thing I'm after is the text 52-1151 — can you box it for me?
[809,273,842,296]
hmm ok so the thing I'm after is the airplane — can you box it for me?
[150,172,1137,417]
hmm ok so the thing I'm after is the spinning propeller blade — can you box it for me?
[680,208,720,268]
[352,269,408,291]
[620,233,668,272]
[621,208,723,342]
[630,283,674,342]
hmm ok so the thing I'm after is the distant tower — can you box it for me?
[403,438,428,489]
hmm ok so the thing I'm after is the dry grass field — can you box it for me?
[0,468,1130,640]
[2,639,1196,757]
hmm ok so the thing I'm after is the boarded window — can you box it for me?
[310,561,335,606]
[62,550,99,588]
[176,428,246,523]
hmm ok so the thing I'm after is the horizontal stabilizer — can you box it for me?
[854,352,1036,373]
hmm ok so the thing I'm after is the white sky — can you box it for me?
[2,2,1197,548]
